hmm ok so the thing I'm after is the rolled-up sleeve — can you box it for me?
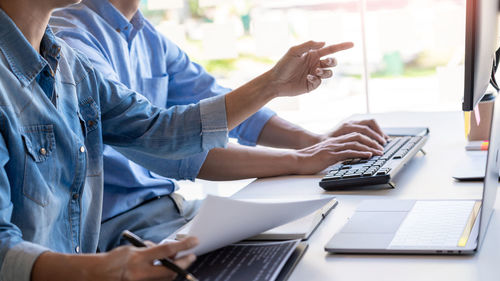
[229,108,276,146]
[0,242,50,281]
[149,151,208,181]
[199,95,229,150]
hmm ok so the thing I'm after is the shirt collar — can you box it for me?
[83,0,145,40]
[40,28,62,75]
[0,9,61,87]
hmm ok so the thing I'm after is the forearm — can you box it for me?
[31,252,107,281]
[225,71,278,130]
[257,115,322,149]
[197,143,298,181]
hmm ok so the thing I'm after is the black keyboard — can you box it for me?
[319,129,429,190]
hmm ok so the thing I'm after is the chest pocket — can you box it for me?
[79,97,103,177]
[21,125,56,207]
[140,74,169,107]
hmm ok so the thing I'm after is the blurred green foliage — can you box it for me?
[199,54,274,76]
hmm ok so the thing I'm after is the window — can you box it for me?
[142,0,466,131]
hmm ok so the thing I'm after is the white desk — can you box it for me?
[230,111,500,281]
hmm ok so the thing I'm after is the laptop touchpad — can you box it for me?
[341,211,408,233]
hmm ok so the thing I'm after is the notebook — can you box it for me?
[177,240,307,281]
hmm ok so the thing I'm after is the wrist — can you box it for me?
[286,150,303,175]
[260,70,281,99]
[297,132,323,149]
[32,251,109,281]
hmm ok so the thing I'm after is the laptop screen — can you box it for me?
[477,96,500,249]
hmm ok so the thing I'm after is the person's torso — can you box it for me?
[51,2,182,221]
[0,39,104,254]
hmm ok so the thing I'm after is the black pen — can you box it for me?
[121,230,199,281]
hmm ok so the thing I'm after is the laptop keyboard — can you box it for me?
[389,201,475,248]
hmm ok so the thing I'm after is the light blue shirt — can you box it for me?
[0,8,228,281]
[50,0,276,221]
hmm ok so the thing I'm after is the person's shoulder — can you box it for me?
[56,38,97,85]
[50,6,108,59]
[51,4,95,30]
[50,4,104,42]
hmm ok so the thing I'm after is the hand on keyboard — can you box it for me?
[323,119,389,145]
[320,135,425,189]
[293,133,384,175]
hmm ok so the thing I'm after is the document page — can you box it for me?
[175,197,337,241]
[169,195,331,256]
[185,240,300,281]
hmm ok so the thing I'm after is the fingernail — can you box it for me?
[307,74,316,82]
[315,68,323,76]
[328,58,337,66]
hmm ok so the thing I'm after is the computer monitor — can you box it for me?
[463,0,499,111]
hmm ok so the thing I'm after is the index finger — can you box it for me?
[317,42,354,57]
[147,237,199,259]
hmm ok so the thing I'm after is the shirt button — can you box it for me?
[80,146,85,153]
[88,120,95,127]
[72,193,79,200]
[39,148,47,155]
[75,246,80,253]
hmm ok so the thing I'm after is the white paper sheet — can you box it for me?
[175,197,337,241]
[167,195,331,257]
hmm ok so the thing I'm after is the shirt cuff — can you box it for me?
[0,242,50,281]
[179,151,209,180]
[149,151,208,181]
[199,95,228,150]
[233,108,276,146]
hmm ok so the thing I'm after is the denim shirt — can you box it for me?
[50,0,276,221]
[0,9,228,281]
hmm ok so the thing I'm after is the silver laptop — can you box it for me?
[325,98,500,255]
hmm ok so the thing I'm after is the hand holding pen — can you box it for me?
[121,230,199,281]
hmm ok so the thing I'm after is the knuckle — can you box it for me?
[359,125,370,132]
[345,132,356,139]
[161,245,175,256]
